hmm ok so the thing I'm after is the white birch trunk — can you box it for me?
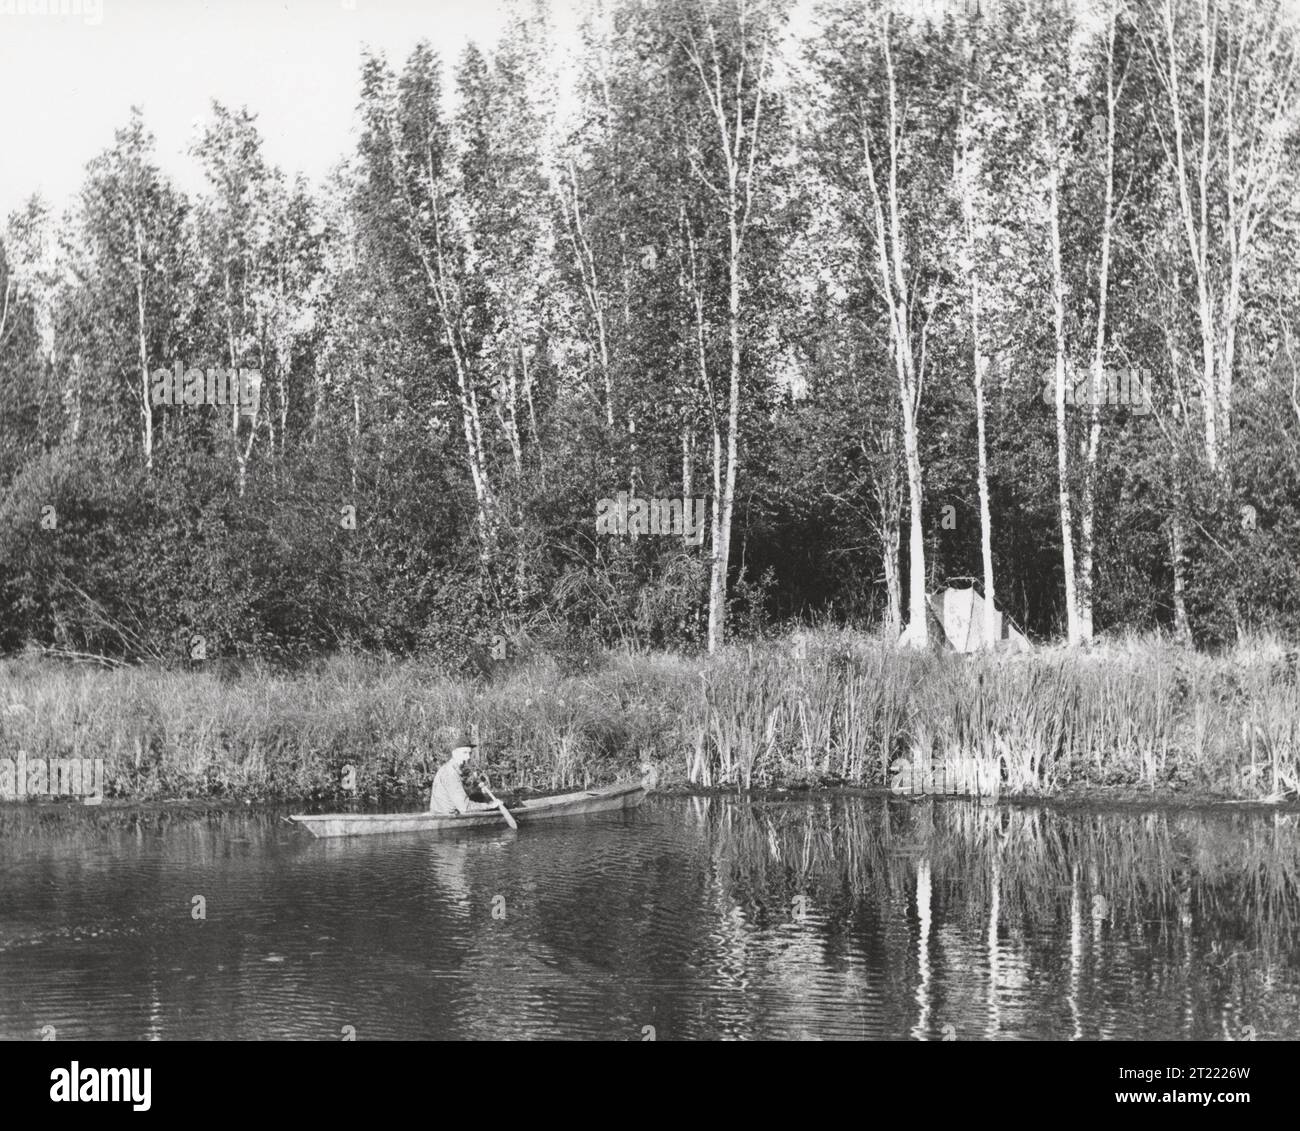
[683,10,770,654]
[1079,6,1121,644]
[133,217,152,471]
[862,22,928,647]
[958,81,996,646]
[1049,149,1081,645]
[875,453,903,637]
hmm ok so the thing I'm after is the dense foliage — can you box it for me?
[2,0,1299,667]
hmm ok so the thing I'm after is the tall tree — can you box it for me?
[358,45,500,562]
[72,110,190,470]
[192,103,280,494]
[956,16,998,645]
[1147,0,1300,474]
[672,0,785,652]
[810,1,956,647]
[1077,0,1130,642]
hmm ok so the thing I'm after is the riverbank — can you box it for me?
[2,629,1298,805]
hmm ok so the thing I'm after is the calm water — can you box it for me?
[1,795,1297,1040]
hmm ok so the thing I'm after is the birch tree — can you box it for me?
[811,2,951,647]
[1147,0,1300,470]
[457,26,554,488]
[1047,87,1083,644]
[75,110,189,471]
[956,24,998,645]
[1077,1,1129,642]
[1144,0,1299,639]
[675,0,782,652]
[561,0,632,464]
[193,103,278,495]
[358,46,500,560]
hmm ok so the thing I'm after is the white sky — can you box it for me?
[6,0,1231,223]
[0,0,526,218]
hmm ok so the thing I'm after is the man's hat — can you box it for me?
[448,728,478,751]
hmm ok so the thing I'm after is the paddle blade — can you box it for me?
[484,788,518,830]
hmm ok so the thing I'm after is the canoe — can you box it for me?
[288,779,651,839]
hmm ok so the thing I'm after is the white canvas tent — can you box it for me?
[899,585,1030,653]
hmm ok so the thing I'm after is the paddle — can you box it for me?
[483,785,518,831]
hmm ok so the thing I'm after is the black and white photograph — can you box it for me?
[0,0,1296,1093]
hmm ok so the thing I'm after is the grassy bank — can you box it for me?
[2,630,1298,805]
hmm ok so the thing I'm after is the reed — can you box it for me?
[2,628,1298,803]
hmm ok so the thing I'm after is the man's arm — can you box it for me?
[433,764,495,814]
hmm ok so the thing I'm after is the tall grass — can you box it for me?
[2,629,1298,803]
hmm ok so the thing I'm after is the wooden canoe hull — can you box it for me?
[289,781,649,839]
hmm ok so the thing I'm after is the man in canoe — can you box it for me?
[429,731,501,816]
